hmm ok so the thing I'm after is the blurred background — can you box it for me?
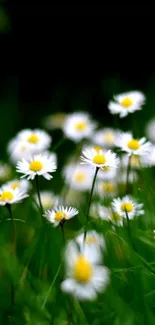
[1,3,155,156]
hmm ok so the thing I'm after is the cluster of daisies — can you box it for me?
[0,89,155,301]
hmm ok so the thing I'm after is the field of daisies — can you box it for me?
[1,90,155,324]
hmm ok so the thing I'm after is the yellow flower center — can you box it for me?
[93,155,106,165]
[102,182,114,192]
[121,202,133,212]
[104,132,114,144]
[73,255,92,283]
[75,121,87,131]
[75,172,86,182]
[93,146,102,153]
[29,161,43,172]
[110,213,122,222]
[27,133,39,144]
[120,97,133,108]
[11,182,20,189]
[127,139,140,150]
[0,191,14,201]
[86,236,97,244]
[55,211,66,221]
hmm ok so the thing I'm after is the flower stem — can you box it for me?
[6,204,16,307]
[84,167,99,241]
[126,155,132,194]
[35,175,43,219]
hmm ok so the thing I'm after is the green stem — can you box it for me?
[126,155,132,194]
[35,175,43,218]
[6,204,16,307]
[41,261,62,310]
[52,136,66,152]
[84,167,99,241]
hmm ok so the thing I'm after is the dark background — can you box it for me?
[1,3,155,155]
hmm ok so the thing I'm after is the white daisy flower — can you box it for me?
[62,112,96,142]
[16,153,57,180]
[112,195,144,220]
[63,163,93,191]
[6,179,31,191]
[116,132,151,156]
[94,128,120,148]
[97,204,123,225]
[0,184,28,206]
[44,112,67,130]
[108,91,145,118]
[61,241,110,300]
[144,144,155,166]
[44,205,78,227]
[34,191,59,210]
[97,180,117,198]
[7,138,32,164]
[120,153,148,169]
[16,129,51,153]
[145,118,155,143]
[81,148,118,169]
[76,230,105,252]
[0,162,12,182]
[98,166,117,180]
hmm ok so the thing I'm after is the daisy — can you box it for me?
[98,165,117,180]
[63,163,93,191]
[120,153,148,169]
[0,162,12,182]
[76,230,105,253]
[16,153,57,180]
[0,184,28,206]
[116,132,151,156]
[94,128,120,148]
[62,112,96,142]
[15,129,51,153]
[34,191,59,210]
[7,138,32,164]
[112,195,144,220]
[44,112,67,130]
[61,241,110,300]
[108,91,145,118]
[97,180,117,198]
[81,148,118,169]
[97,204,123,225]
[6,179,31,191]
[44,205,78,227]
[145,118,155,143]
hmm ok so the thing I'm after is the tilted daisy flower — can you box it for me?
[81,148,118,169]
[94,128,120,148]
[116,132,151,156]
[15,129,52,153]
[0,184,28,206]
[98,165,117,180]
[44,205,78,227]
[0,162,12,182]
[96,180,117,198]
[120,153,148,169]
[34,191,59,210]
[97,204,123,225]
[108,91,145,118]
[62,112,96,142]
[63,163,93,191]
[44,112,67,130]
[16,153,57,180]
[145,118,155,143]
[6,179,31,191]
[112,195,144,220]
[61,241,110,300]
[75,230,106,257]
[7,138,32,164]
